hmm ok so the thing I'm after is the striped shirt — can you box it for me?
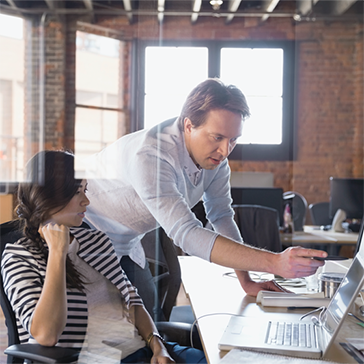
[1,227,143,348]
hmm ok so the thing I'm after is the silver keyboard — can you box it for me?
[266,322,313,347]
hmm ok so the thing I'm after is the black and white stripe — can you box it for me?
[1,227,143,348]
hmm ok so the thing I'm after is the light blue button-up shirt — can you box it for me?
[84,118,243,267]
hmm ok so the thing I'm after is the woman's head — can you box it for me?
[16,150,88,291]
[16,150,83,231]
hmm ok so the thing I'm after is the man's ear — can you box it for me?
[184,117,193,134]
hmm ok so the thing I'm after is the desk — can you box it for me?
[281,228,358,255]
[304,226,359,245]
[179,256,362,364]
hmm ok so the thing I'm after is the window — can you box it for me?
[0,14,25,181]
[75,31,125,175]
[144,46,208,129]
[135,41,295,161]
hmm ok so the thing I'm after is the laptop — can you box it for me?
[218,229,364,359]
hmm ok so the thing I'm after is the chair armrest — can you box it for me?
[5,344,79,363]
[155,321,203,350]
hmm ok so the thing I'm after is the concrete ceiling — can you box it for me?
[0,0,362,24]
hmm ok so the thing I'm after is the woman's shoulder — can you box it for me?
[2,237,44,271]
[3,236,41,255]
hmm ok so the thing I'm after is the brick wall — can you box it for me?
[25,14,68,161]
[28,13,363,223]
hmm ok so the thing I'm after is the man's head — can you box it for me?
[177,78,250,131]
[179,78,250,170]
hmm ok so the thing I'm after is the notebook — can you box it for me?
[218,230,364,359]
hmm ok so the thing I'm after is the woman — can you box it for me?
[1,150,206,364]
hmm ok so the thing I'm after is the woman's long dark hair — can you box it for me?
[16,150,85,291]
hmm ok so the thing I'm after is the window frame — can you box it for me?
[132,39,296,161]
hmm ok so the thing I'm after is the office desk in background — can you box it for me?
[281,227,359,255]
[179,256,362,364]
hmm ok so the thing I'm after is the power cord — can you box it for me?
[299,306,326,321]
[189,313,243,348]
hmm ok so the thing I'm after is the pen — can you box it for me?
[287,306,319,310]
[348,312,364,324]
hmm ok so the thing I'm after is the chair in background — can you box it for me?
[283,191,308,231]
[141,227,202,348]
[232,204,282,252]
[309,202,333,226]
[1,219,80,363]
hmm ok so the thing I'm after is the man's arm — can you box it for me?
[210,234,327,295]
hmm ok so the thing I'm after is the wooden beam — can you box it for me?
[191,0,202,24]
[260,0,280,22]
[158,0,165,23]
[5,0,18,9]
[296,0,320,16]
[122,0,133,23]
[330,0,357,15]
[226,0,242,24]
[83,0,93,11]
[44,0,55,9]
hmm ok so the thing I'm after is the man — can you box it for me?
[84,78,326,318]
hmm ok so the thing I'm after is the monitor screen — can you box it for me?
[329,178,364,219]
[230,187,284,226]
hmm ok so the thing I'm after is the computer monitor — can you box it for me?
[329,178,364,219]
[230,187,284,226]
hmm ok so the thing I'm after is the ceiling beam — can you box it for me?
[44,0,55,9]
[83,0,93,11]
[260,0,280,22]
[296,0,320,16]
[5,0,18,9]
[122,0,133,23]
[225,0,242,24]
[329,0,357,15]
[158,0,165,23]
[191,0,202,24]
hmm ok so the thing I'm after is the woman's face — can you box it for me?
[49,179,90,227]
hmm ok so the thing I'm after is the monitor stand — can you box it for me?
[330,209,346,232]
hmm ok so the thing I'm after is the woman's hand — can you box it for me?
[39,223,70,256]
[150,340,175,364]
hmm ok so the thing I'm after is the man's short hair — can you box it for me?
[177,78,250,131]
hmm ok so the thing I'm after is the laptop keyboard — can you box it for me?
[266,322,313,347]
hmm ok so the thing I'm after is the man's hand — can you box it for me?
[274,246,326,278]
[241,279,291,296]
[235,270,291,296]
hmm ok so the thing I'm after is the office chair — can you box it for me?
[283,191,308,231]
[0,219,80,363]
[232,204,282,252]
[141,227,202,348]
[309,202,333,226]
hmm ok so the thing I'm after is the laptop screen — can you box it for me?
[320,230,364,354]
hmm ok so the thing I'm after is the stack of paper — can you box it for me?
[256,291,330,308]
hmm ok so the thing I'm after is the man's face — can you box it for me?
[184,109,243,170]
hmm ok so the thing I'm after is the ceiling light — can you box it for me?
[210,0,223,11]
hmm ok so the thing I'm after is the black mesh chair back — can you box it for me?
[1,220,80,363]
[309,202,333,226]
[232,204,282,252]
[1,220,25,363]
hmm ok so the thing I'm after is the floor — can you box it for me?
[0,285,190,363]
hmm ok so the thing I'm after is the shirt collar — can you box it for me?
[182,133,202,186]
